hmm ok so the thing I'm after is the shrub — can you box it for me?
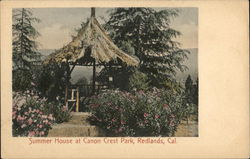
[42,98,72,124]
[87,88,186,136]
[12,91,55,137]
[36,63,67,101]
[128,70,149,91]
[12,69,32,91]
[12,91,72,137]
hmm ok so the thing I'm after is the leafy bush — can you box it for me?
[42,99,72,124]
[12,69,32,91]
[128,70,149,91]
[12,91,72,137]
[164,79,183,94]
[12,91,55,137]
[87,88,186,136]
[36,63,67,101]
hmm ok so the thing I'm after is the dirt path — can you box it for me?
[174,120,198,137]
[48,112,105,137]
[48,112,198,137]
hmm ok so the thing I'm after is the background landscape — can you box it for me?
[39,48,198,84]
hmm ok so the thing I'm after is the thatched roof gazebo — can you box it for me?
[43,8,139,111]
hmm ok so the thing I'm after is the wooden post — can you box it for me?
[65,86,68,107]
[92,59,96,94]
[65,60,70,108]
[108,62,112,89]
[91,7,95,17]
[76,87,79,112]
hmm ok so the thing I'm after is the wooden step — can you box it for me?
[65,112,91,125]
[48,112,105,137]
[47,124,105,137]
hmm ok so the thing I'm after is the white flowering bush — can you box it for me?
[12,91,55,137]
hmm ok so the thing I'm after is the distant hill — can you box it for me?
[39,49,56,60]
[39,48,198,84]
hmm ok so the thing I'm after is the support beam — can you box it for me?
[92,60,96,94]
[69,63,76,75]
[65,86,68,107]
[68,62,122,67]
[91,7,95,17]
[76,87,79,112]
[65,60,70,108]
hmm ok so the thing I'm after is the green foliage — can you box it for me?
[87,88,186,136]
[184,75,197,105]
[193,77,199,105]
[12,8,41,91]
[103,8,189,89]
[12,69,33,91]
[164,78,184,94]
[128,70,149,91]
[182,75,198,121]
[12,91,72,137]
[42,100,72,124]
[97,66,134,90]
[36,63,68,101]
[12,8,41,70]
[12,92,55,137]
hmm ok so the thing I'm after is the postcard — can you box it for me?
[1,0,249,158]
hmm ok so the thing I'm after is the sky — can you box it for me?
[28,7,198,50]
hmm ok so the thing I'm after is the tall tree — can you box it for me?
[193,77,199,105]
[184,75,194,104]
[12,8,41,91]
[104,8,189,88]
[12,8,41,70]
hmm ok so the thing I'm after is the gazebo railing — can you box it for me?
[70,84,109,96]
[66,84,109,112]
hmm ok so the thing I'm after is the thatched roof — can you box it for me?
[43,16,139,66]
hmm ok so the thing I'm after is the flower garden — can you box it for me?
[12,91,71,137]
[12,86,197,137]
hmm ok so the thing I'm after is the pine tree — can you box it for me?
[193,77,199,105]
[12,8,41,70]
[184,75,193,104]
[104,8,189,88]
[12,8,41,91]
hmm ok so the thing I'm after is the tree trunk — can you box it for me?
[20,8,24,69]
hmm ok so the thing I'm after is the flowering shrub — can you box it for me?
[87,88,186,136]
[12,91,71,137]
[42,100,72,124]
[12,91,55,137]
